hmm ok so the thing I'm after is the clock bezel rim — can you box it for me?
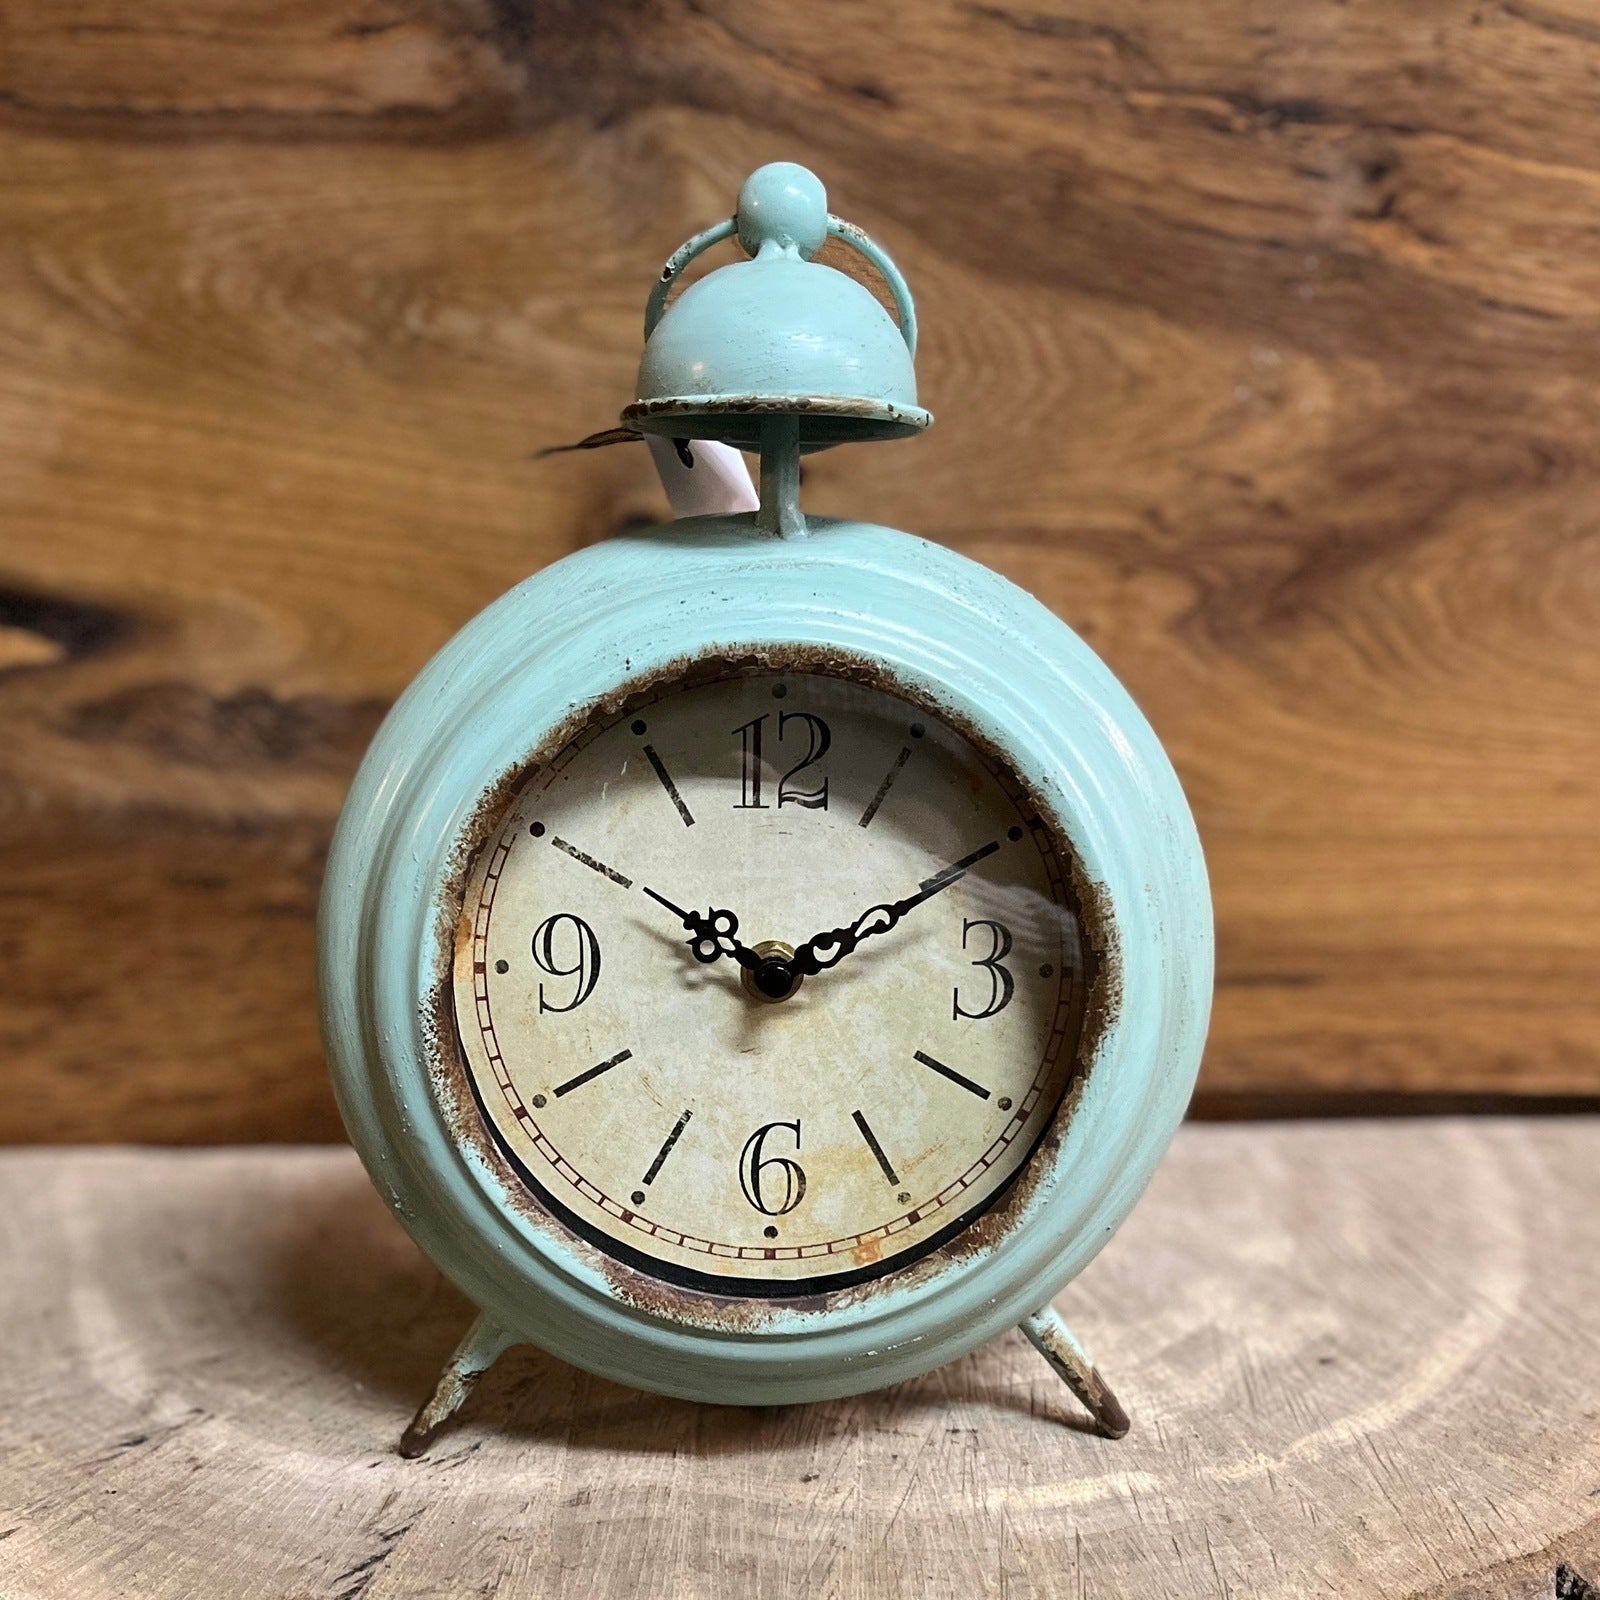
[440,653,1101,1305]
[319,515,1212,1405]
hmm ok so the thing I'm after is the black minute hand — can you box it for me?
[642,886,762,972]
[791,839,1000,976]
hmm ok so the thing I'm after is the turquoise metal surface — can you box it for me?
[627,162,930,448]
[319,517,1213,1406]
[318,161,1212,1418]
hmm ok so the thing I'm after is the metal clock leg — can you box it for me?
[1019,1305,1131,1438]
[399,1311,518,1458]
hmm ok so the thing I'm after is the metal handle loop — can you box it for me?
[825,215,918,359]
[643,218,736,340]
[641,213,918,360]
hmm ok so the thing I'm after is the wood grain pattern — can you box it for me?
[4,1121,1599,1596]
[1,2,1598,1140]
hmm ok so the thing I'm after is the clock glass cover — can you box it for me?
[451,662,1095,1298]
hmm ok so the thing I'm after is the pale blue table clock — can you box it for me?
[319,163,1213,1456]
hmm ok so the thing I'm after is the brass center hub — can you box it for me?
[741,939,804,1005]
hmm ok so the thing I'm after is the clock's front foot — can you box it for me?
[1019,1304,1130,1439]
[399,1311,518,1459]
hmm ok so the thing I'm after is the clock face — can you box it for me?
[450,661,1093,1299]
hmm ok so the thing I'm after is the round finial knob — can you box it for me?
[736,162,828,260]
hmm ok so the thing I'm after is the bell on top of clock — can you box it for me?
[624,161,932,450]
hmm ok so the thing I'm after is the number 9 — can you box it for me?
[531,914,601,1013]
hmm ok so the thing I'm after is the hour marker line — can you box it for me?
[643,1108,693,1185]
[913,1050,991,1100]
[642,744,696,827]
[858,746,912,829]
[553,1047,633,1098]
[550,836,632,888]
[852,1109,901,1186]
[918,838,1000,894]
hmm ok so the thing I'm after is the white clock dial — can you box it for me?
[451,662,1093,1296]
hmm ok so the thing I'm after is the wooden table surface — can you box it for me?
[4,1120,1597,1599]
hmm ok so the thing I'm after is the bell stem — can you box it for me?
[756,414,806,538]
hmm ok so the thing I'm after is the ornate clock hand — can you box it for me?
[642,885,762,971]
[791,839,1000,976]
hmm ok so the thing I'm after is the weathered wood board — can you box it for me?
[3,3,1599,1139]
[2,1121,1598,1597]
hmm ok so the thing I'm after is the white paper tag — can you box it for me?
[647,436,759,519]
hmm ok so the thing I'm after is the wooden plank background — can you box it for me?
[2,1,1598,1142]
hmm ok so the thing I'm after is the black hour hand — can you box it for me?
[643,887,761,971]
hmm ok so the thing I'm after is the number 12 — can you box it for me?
[732,712,831,810]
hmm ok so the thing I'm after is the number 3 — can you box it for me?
[953,918,1014,1020]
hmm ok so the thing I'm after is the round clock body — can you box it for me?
[319,513,1213,1406]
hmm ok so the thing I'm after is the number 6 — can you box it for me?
[739,1121,807,1215]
